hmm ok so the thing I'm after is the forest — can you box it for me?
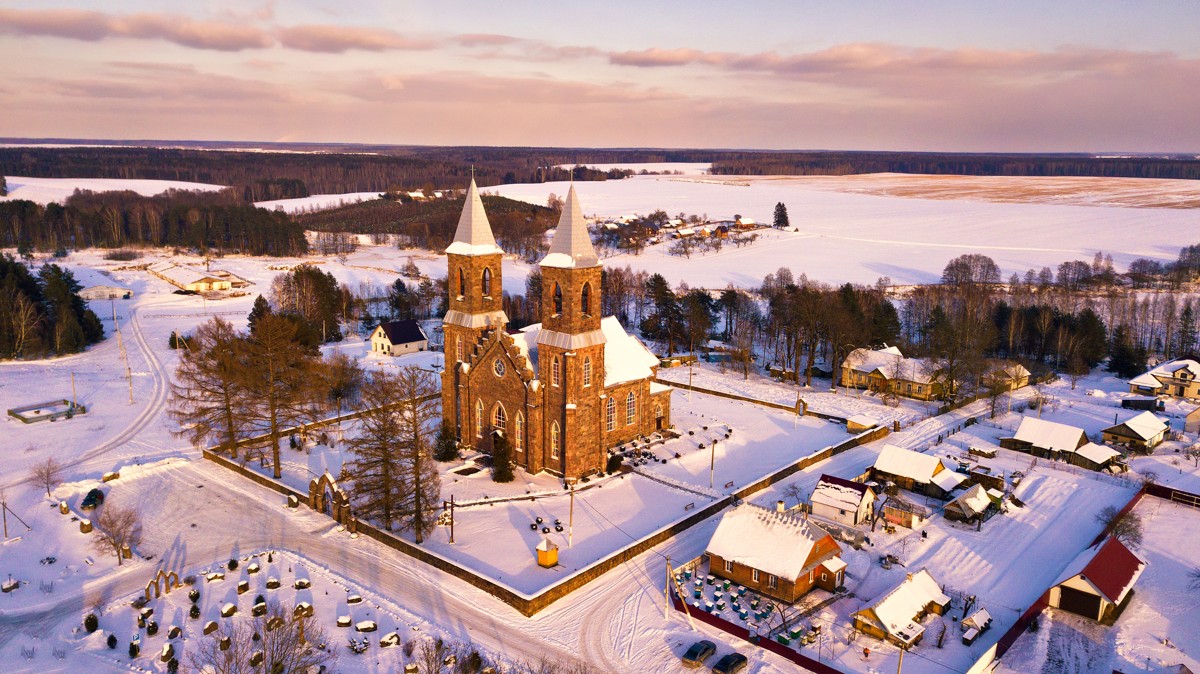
[0,254,104,359]
[0,189,308,256]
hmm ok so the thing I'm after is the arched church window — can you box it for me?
[514,413,524,452]
[475,400,484,438]
[582,357,592,387]
[458,268,466,297]
[550,422,560,459]
[553,283,563,315]
[606,397,616,432]
[482,267,492,296]
[626,392,636,426]
[493,402,507,431]
[552,357,561,387]
[581,283,592,316]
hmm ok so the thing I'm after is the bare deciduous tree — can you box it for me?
[29,457,64,497]
[1096,504,1143,549]
[91,504,143,566]
[187,601,336,674]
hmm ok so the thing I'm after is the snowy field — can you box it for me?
[555,162,712,175]
[491,174,1200,286]
[0,176,226,205]
[256,191,386,214]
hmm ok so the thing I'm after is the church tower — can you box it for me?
[442,177,507,440]
[537,184,606,478]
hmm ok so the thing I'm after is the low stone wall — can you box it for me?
[655,378,847,422]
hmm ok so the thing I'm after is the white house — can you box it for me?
[809,474,876,527]
[370,320,429,355]
[79,285,133,300]
[1048,536,1146,622]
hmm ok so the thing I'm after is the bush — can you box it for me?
[84,613,99,633]
[167,658,179,673]
[605,454,623,474]
[107,633,117,649]
[188,589,200,604]
[228,559,238,571]
[103,249,142,262]
[434,424,459,462]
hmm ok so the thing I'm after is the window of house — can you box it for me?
[606,397,616,431]
[821,573,827,582]
[552,357,561,387]
[917,386,923,394]
[752,569,760,583]
[481,267,492,296]
[581,283,591,315]
[768,575,778,590]
[514,413,524,452]
[626,392,636,426]
[492,403,507,431]
[550,422,560,459]
[553,283,563,315]
[582,357,592,387]
[724,560,733,573]
[475,400,483,438]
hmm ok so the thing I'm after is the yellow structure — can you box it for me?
[536,539,559,568]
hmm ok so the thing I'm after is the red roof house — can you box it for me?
[1048,536,1146,622]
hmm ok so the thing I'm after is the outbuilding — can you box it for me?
[852,569,950,648]
[1048,536,1146,623]
[809,474,876,527]
[1003,416,1087,459]
[79,285,133,300]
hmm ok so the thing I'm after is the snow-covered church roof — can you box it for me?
[445,177,504,256]
[540,184,599,269]
[513,316,659,388]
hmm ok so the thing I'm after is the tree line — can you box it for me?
[1,188,307,256]
[0,254,103,359]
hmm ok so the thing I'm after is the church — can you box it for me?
[440,178,672,480]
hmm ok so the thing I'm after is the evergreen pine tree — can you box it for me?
[1179,301,1197,357]
[1107,326,1147,378]
[433,424,459,462]
[247,295,271,335]
[773,202,790,229]
[491,433,514,483]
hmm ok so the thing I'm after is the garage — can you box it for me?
[1048,536,1146,624]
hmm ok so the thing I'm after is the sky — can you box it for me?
[1,1,1198,152]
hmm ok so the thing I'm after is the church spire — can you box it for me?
[540,183,599,268]
[446,176,503,256]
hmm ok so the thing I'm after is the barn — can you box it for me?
[1048,536,1146,623]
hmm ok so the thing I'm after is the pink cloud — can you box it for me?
[0,8,272,51]
[276,25,435,53]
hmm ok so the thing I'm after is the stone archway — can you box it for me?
[308,472,352,526]
[144,568,181,601]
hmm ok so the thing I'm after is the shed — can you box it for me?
[1102,411,1169,452]
[846,414,880,433]
[961,607,992,645]
[943,484,996,525]
[1070,442,1123,472]
[809,474,876,527]
[1048,536,1146,623]
[852,570,950,647]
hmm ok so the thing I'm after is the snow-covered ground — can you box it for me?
[0,176,226,205]
[555,162,712,175]
[256,191,385,214]
[492,174,1200,286]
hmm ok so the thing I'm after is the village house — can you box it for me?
[369,319,429,356]
[704,504,846,604]
[983,361,1032,392]
[147,261,233,292]
[734,216,757,229]
[840,345,943,401]
[1070,442,1124,472]
[1129,358,1200,399]
[871,444,966,500]
[1048,536,1146,623]
[441,179,671,480]
[79,285,133,300]
[1186,406,1200,435]
[852,569,950,648]
[1102,411,1169,452]
[1002,416,1088,459]
[809,474,877,527]
[942,483,999,526]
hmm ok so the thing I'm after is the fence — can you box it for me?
[654,378,848,422]
[1144,482,1200,509]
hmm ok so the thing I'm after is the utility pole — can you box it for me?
[710,439,716,489]
[568,480,575,547]
[665,555,671,620]
[449,495,455,544]
[71,372,77,409]
[112,303,133,404]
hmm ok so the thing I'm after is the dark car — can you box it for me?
[80,488,105,510]
[681,640,716,668]
[712,653,748,674]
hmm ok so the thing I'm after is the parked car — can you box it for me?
[681,640,716,668]
[80,488,105,510]
[711,653,748,674]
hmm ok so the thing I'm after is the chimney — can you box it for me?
[776,500,786,513]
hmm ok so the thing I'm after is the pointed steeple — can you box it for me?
[446,177,503,256]
[541,184,599,268]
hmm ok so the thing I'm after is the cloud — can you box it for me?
[0,8,272,51]
[276,25,435,53]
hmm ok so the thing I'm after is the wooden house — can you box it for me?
[1102,411,1169,452]
[852,569,950,648]
[872,445,966,499]
[1070,442,1123,472]
[1003,417,1087,459]
[809,474,876,527]
[942,484,996,525]
[705,504,845,604]
[984,361,1031,392]
[370,320,429,356]
[1129,358,1200,399]
[841,346,943,401]
[1048,536,1146,623]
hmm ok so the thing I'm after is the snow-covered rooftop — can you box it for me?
[1074,442,1122,465]
[874,444,943,482]
[515,316,657,388]
[843,345,932,383]
[946,483,991,518]
[705,504,838,582]
[1130,358,1200,389]
[811,474,872,512]
[1013,416,1086,454]
[859,569,949,641]
[1106,411,1169,441]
